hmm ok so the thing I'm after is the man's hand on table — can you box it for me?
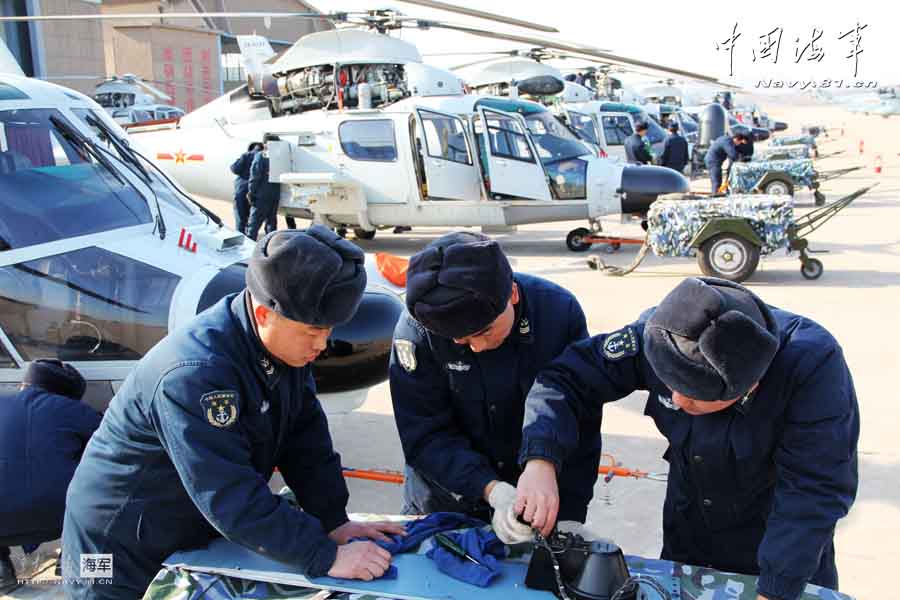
[328,521,407,545]
[327,541,392,580]
[514,459,559,537]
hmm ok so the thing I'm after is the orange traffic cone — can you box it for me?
[875,155,883,174]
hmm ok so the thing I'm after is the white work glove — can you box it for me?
[488,482,534,544]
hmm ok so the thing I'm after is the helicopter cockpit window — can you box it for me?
[601,115,633,145]
[0,109,152,251]
[339,120,398,162]
[568,112,599,146]
[524,112,590,164]
[419,111,471,165]
[0,247,178,362]
[0,338,14,368]
[71,108,194,215]
[485,114,534,163]
[95,92,135,109]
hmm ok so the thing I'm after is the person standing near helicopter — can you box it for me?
[230,142,262,236]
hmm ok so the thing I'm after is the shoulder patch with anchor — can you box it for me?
[602,327,639,361]
[395,339,417,373]
[200,390,239,428]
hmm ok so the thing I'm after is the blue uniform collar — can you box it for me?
[231,291,284,390]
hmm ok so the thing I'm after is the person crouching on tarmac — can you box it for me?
[514,277,859,600]
[62,226,405,599]
[0,361,100,593]
[705,128,751,195]
[389,231,602,544]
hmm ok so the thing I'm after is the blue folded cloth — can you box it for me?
[426,529,507,587]
[374,511,486,554]
[348,511,487,580]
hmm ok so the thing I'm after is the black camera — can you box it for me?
[524,531,636,600]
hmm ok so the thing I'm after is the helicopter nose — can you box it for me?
[619,165,690,214]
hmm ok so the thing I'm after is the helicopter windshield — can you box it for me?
[0,108,152,251]
[71,108,194,215]
[523,112,591,164]
[95,92,135,109]
[521,112,591,201]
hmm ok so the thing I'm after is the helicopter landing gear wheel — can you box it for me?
[814,190,826,206]
[801,257,824,280]
[353,228,376,240]
[336,227,348,238]
[698,233,760,282]
[566,227,592,252]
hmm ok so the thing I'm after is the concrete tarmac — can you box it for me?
[5,101,897,599]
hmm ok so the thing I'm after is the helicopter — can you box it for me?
[444,49,712,170]
[82,5,699,248]
[93,74,184,125]
[0,40,405,416]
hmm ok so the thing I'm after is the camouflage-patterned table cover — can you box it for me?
[144,556,853,600]
[728,158,816,193]
[647,195,794,257]
[755,144,811,161]
[770,134,817,147]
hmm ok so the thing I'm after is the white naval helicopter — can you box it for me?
[0,40,404,415]
[101,6,697,248]
[94,74,185,125]
[447,49,716,170]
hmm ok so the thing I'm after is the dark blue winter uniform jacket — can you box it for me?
[230,151,255,198]
[249,152,280,205]
[520,308,858,600]
[0,387,100,546]
[705,135,740,170]
[390,274,601,522]
[62,291,350,599]
[660,133,689,172]
[624,133,654,164]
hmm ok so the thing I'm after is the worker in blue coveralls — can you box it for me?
[389,231,602,545]
[247,134,287,240]
[624,121,654,165]
[660,121,689,173]
[230,141,262,236]
[62,226,405,599]
[0,361,100,594]
[514,277,859,600]
[705,128,751,194]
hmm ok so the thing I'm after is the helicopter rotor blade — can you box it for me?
[135,79,172,101]
[420,22,721,84]
[0,11,332,22]
[392,0,557,33]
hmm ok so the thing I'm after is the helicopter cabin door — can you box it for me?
[414,109,482,201]
[476,107,551,201]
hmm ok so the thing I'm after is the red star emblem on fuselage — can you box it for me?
[174,149,186,165]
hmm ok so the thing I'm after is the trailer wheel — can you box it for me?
[801,258,824,280]
[814,190,826,206]
[566,227,592,252]
[763,178,794,196]
[698,233,760,282]
[353,228,376,240]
